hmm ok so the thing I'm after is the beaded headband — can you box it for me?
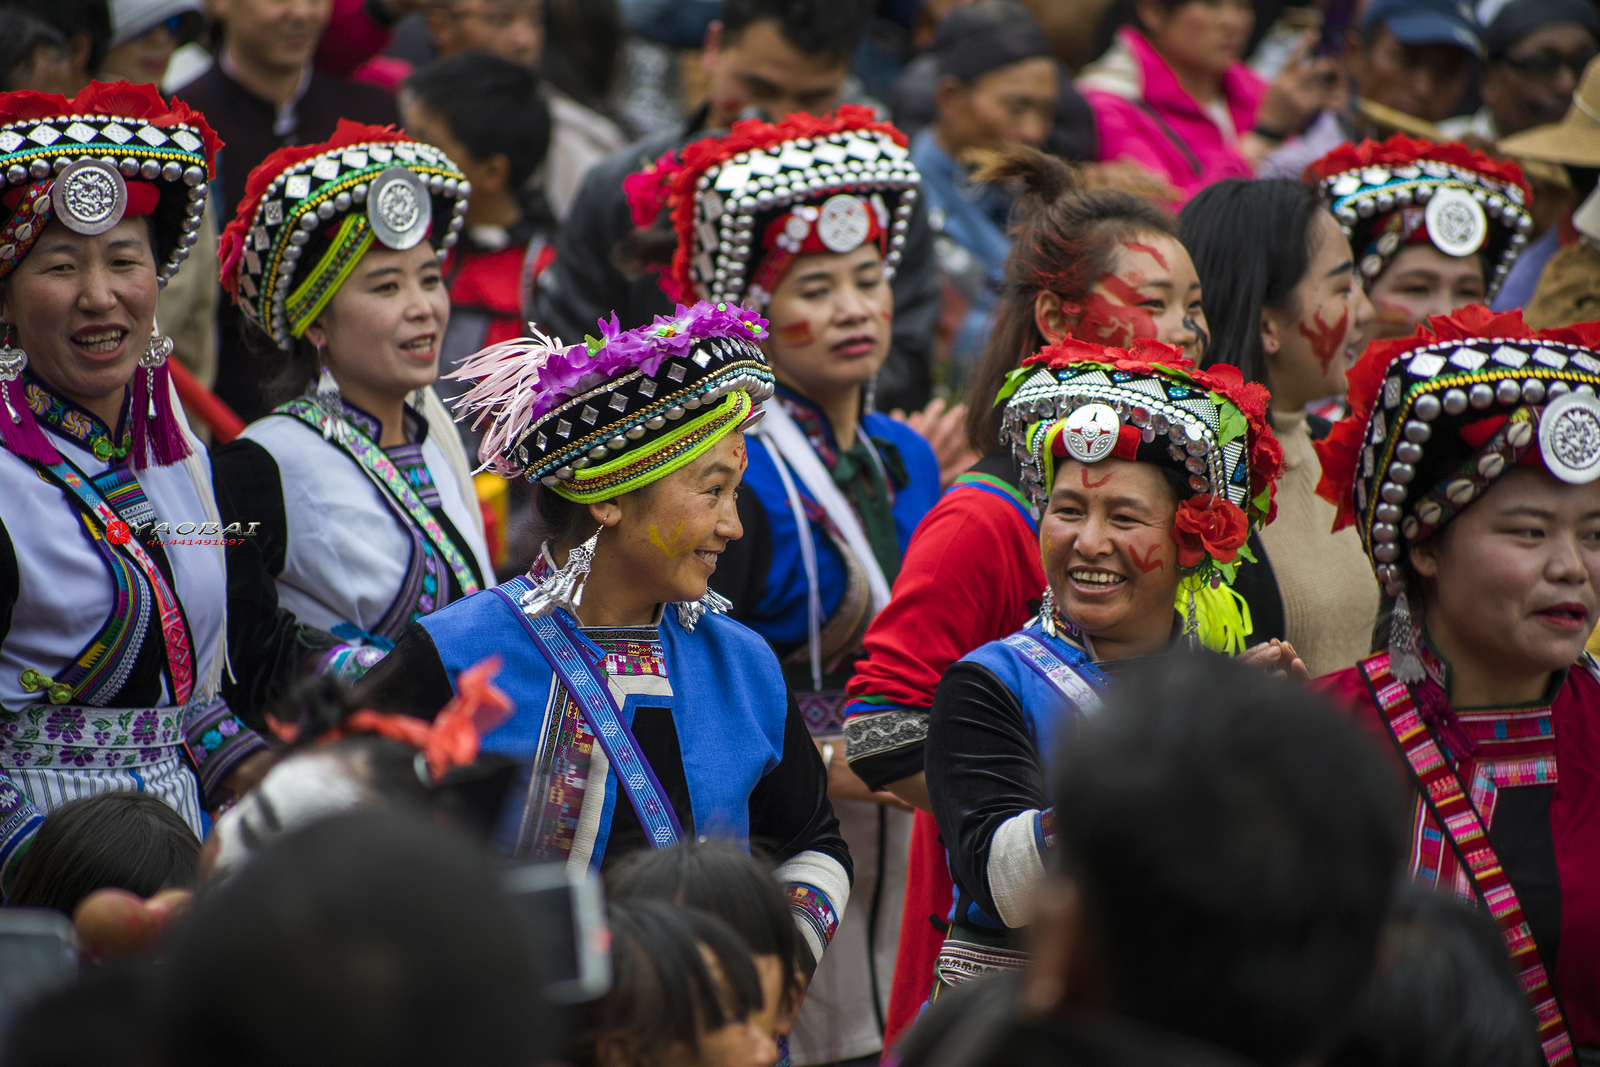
[451,301,776,502]
[0,82,216,285]
[1305,135,1532,303]
[1316,306,1600,595]
[625,105,920,308]
[219,121,468,350]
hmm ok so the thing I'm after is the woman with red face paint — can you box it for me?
[835,147,1224,1050]
[1313,306,1600,1061]
[619,106,942,1067]
[1180,177,1381,678]
[1305,135,1536,342]
[924,336,1284,991]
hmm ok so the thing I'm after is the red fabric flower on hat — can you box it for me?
[1171,495,1249,569]
[1302,133,1530,201]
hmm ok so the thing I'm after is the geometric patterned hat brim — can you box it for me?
[1003,362,1250,512]
[0,109,210,285]
[1344,335,1600,592]
[518,334,775,484]
[229,135,466,349]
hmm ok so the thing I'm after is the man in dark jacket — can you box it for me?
[534,0,942,413]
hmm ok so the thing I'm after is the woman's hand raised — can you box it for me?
[1237,638,1310,683]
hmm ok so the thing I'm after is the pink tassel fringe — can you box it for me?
[129,363,192,469]
[0,379,61,465]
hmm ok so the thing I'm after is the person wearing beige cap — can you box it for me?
[1497,54,1600,315]
[99,0,205,84]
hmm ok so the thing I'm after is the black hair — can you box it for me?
[403,52,552,191]
[608,840,803,1001]
[2,964,159,1067]
[542,0,622,110]
[1179,178,1326,393]
[1323,886,1541,1067]
[719,0,873,63]
[7,792,199,916]
[572,899,765,1067]
[962,146,1177,453]
[1050,653,1403,1067]
[0,9,67,90]
[159,810,550,1067]
[9,0,110,72]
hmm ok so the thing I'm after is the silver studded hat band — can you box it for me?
[220,127,469,350]
[0,87,214,286]
[1307,136,1533,305]
[1322,317,1600,595]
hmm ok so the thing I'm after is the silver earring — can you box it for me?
[675,588,731,632]
[520,527,601,619]
[138,327,173,417]
[1388,588,1424,684]
[1183,581,1200,649]
[311,348,344,443]
[0,326,26,425]
[1038,585,1058,637]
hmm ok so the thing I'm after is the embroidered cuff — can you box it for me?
[320,643,388,685]
[842,701,928,791]
[786,882,840,965]
[0,771,45,897]
[182,698,269,806]
[1036,807,1055,854]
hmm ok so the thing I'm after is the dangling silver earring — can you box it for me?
[520,527,601,619]
[675,588,731,632]
[1038,585,1058,637]
[0,325,27,425]
[1183,580,1200,649]
[1388,587,1424,684]
[310,344,344,442]
[138,326,173,417]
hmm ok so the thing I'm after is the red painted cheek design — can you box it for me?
[779,321,815,345]
[1297,306,1351,373]
[1122,241,1168,269]
[1081,468,1112,489]
[1374,298,1413,327]
[1130,543,1166,573]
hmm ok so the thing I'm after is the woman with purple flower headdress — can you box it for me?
[353,299,852,990]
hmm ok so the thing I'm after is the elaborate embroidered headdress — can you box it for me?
[1316,306,1600,679]
[1305,134,1532,303]
[624,105,920,308]
[0,82,218,469]
[219,120,468,350]
[452,301,775,502]
[999,338,1284,651]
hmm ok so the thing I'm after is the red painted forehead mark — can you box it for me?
[1122,241,1168,270]
[734,441,748,472]
[1080,468,1112,489]
[1297,305,1350,374]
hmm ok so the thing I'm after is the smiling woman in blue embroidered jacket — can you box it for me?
[0,83,349,892]
[924,336,1286,993]
[211,122,492,663]
[352,302,851,983]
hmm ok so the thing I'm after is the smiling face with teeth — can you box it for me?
[1041,456,1185,662]
[0,216,159,429]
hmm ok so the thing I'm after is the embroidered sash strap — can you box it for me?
[491,584,683,849]
[0,768,44,893]
[40,461,195,705]
[278,399,481,613]
[1359,653,1574,1067]
[1002,631,1106,716]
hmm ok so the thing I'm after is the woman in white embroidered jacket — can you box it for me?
[211,122,493,661]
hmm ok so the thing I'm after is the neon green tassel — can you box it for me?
[1176,574,1253,655]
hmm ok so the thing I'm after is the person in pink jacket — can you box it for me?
[1078,1,1339,203]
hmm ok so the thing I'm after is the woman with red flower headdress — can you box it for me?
[924,335,1286,992]
[1314,306,1600,1063]
[210,122,493,671]
[0,84,345,893]
[1306,134,1535,341]
[620,104,941,1066]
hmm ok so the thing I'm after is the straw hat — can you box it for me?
[1498,55,1600,167]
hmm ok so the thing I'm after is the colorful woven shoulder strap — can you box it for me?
[1358,652,1573,1066]
[950,470,1037,532]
